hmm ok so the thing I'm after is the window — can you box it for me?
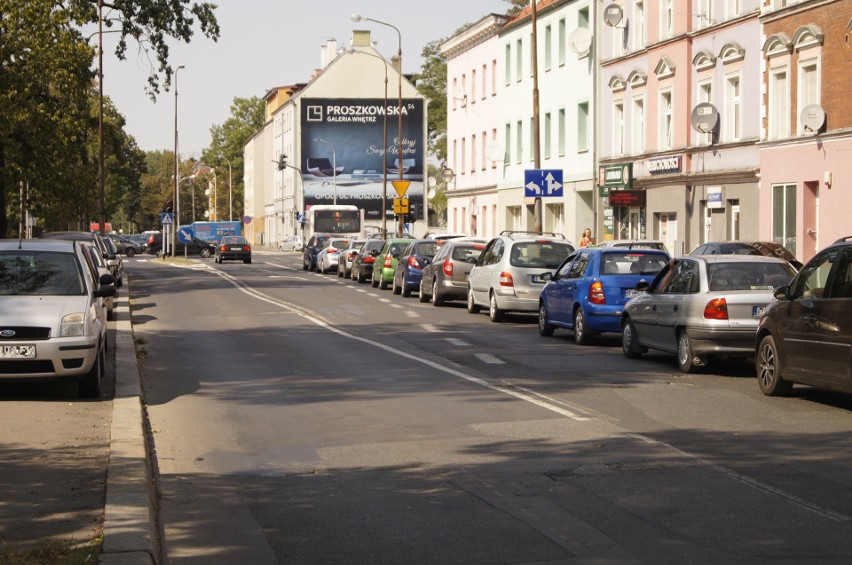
[558,18,566,66]
[725,73,742,141]
[492,60,497,95]
[661,0,673,40]
[461,137,466,174]
[492,128,498,168]
[797,58,820,135]
[452,78,458,111]
[516,38,523,82]
[471,69,476,103]
[633,1,645,50]
[516,120,523,164]
[471,134,477,173]
[772,184,796,255]
[505,123,511,165]
[698,0,714,29]
[659,89,673,149]
[769,66,789,139]
[794,248,836,299]
[578,102,589,152]
[544,112,552,159]
[632,96,645,154]
[613,101,624,155]
[698,80,712,104]
[481,64,487,100]
[558,108,566,155]
[481,131,487,170]
[505,44,512,85]
[452,139,457,173]
[545,24,552,71]
[726,0,741,19]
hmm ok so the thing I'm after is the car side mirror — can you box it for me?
[773,285,791,300]
[94,285,117,298]
[540,272,553,282]
[98,273,115,286]
[636,280,650,292]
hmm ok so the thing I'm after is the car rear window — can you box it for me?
[601,252,668,275]
[0,251,84,296]
[413,243,438,257]
[708,262,796,291]
[452,244,485,262]
[509,242,574,269]
[329,239,349,248]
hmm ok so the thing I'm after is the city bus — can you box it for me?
[304,205,363,239]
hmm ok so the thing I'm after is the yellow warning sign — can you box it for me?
[393,198,409,214]
[391,180,411,198]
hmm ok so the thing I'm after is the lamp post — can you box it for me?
[219,155,233,221]
[348,47,389,237]
[173,64,185,257]
[211,169,217,221]
[313,138,337,205]
[351,13,404,236]
[97,0,105,237]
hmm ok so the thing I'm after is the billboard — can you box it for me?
[300,98,425,221]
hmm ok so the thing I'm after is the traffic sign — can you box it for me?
[524,169,564,197]
[391,180,411,198]
[393,198,409,214]
[160,212,174,225]
[177,226,194,244]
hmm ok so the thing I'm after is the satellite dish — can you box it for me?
[427,176,437,188]
[604,4,624,27]
[690,102,719,134]
[800,104,826,133]
[568,27,593,55]
[485,140,504,162]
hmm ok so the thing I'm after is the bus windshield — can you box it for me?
[313,209,360,234]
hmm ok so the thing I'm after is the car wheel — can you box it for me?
[392,277,401,295]
[756,335,793,396]
[244,258,251,264]
[126,248,135,258]
[401,282,412,298]
[538,303,555,336]
[200,248,212,258]
[677,330,705,373]
[418,280,430,303]
[302,258,308,270]
[371,275,380,288]
[78,342,103,399]
[489,292,505,322]
[320,261,328,274]
[433,280,445,306]
[622,319,644,359]
[380,276,389,290]
[338,266,344,278]
[573,308,591,345]
[353,268,360,283]
[467,287,480,313]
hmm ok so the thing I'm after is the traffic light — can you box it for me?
[277,154,288,171]
[164,199,173,213]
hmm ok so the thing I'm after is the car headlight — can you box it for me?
[60,312,85,337]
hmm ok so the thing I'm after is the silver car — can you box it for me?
[316,237,352,274]
[621,255,797,372]
[0,239,116,398]
[467,232,575,322]
[419,238,486,305]
[338,239,366,279]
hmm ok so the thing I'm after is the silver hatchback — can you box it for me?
[467,232,575,322]
[621,255,797,372]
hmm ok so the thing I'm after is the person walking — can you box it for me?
[579,228,594,248]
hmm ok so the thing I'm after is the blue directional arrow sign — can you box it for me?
[524,169,564,197]
[177,226,194,244]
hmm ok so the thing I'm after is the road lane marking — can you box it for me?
[445,338,470,346]
[475,353,504,364]
[420,324,440,333]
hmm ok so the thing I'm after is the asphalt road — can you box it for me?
[126,251,852,564]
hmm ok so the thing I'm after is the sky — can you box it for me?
[98,0,510,158]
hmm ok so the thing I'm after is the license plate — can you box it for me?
[1,345,35,359]
[753,306,765,318]
[531,275,545,283]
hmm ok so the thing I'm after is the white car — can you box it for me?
[316,237,353,275]
[279,235,304,252]
[0,239,116,398]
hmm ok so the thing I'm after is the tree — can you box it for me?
[505,0,528,16]
[415,40,448,164]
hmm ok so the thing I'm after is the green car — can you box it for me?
[371,237,413,290]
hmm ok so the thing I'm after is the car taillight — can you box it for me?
[408,256,421,269]
[364,256,375,264]
[589,281,606,304]
[219,244,227,251]
[704,297,728,320]
[499,272,514,287]
[443,259,454,276]
[328,247,337,254]
[384,254,393,268]
[244,245,251,252]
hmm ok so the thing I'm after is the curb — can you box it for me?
[99,286,159,565]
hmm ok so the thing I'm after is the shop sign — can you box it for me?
[598,163,633,195]
[706,187,723,209]
[647,155,682,175]
[608,189,646,207]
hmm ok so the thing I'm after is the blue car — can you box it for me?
[538,247,670,344]
[392,239,439,297]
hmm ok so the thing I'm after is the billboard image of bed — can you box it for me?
[300,98,424,221]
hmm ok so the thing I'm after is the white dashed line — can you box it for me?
[420,324,441,333]
[475,353,505,364]
[445,338,471,347]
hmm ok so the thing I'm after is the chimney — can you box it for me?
[319,38,339,69]
[352,30,371,47]
[391,54,401,74]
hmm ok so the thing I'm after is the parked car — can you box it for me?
[279,235,304,252]
[144,232,215,258]
[351,239,385,283]
[338,239,366,279]
[690,241,802,270]
[102,237,125,288]
[0,239,116,398]
[467,231,575,321]
[371,237,413,290]
[755,236,852,396]
[418,239,487,305]
[303,234,332,271]
[316,237,353,274]
[595,239,669,253]
[40,231,120,285]
[538,248,670,344]
[392,239,439,297]
[620,255,798,372]
[106,233,144,257]
[214,236,252,264]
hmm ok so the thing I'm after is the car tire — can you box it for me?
[756,335,793,396]
[338,267,344,278]
[401,283,412,298]
[126,248,136,258]
[573,308,591,345]
[244,258,251,264]
[677,330,705,373]
[371,275,380,288]
[489,292,505,322]
[200,248,212,258]
[467,287,480,314]
[538,303,555,336]
[392,278,401,295]
[353,268,360,283]
[302,258,308,271]
[78,342,103,399]
[622,319,644,359]
[380,276,389,290]
[433,280,445,306]
[418,280,430,303]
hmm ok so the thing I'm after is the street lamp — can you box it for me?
[210,169,217,221]
[347,47,389,237]
[218,155,233,221]
[351,13,404,236]
[312,138,337,205]
[173,64,185,257]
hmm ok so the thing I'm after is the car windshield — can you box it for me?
[0,251,84,296]
[509,241,574,269]
[413,243,438,257]
[707,262,796,291]
[601,252,668,275]
[718,243,761,255]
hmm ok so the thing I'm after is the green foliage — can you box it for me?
[505,0,528,16]
[414,40,448,165]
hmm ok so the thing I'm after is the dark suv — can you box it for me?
[145,232,215,258]
[302,234,332,271]
[756,236,852,396]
